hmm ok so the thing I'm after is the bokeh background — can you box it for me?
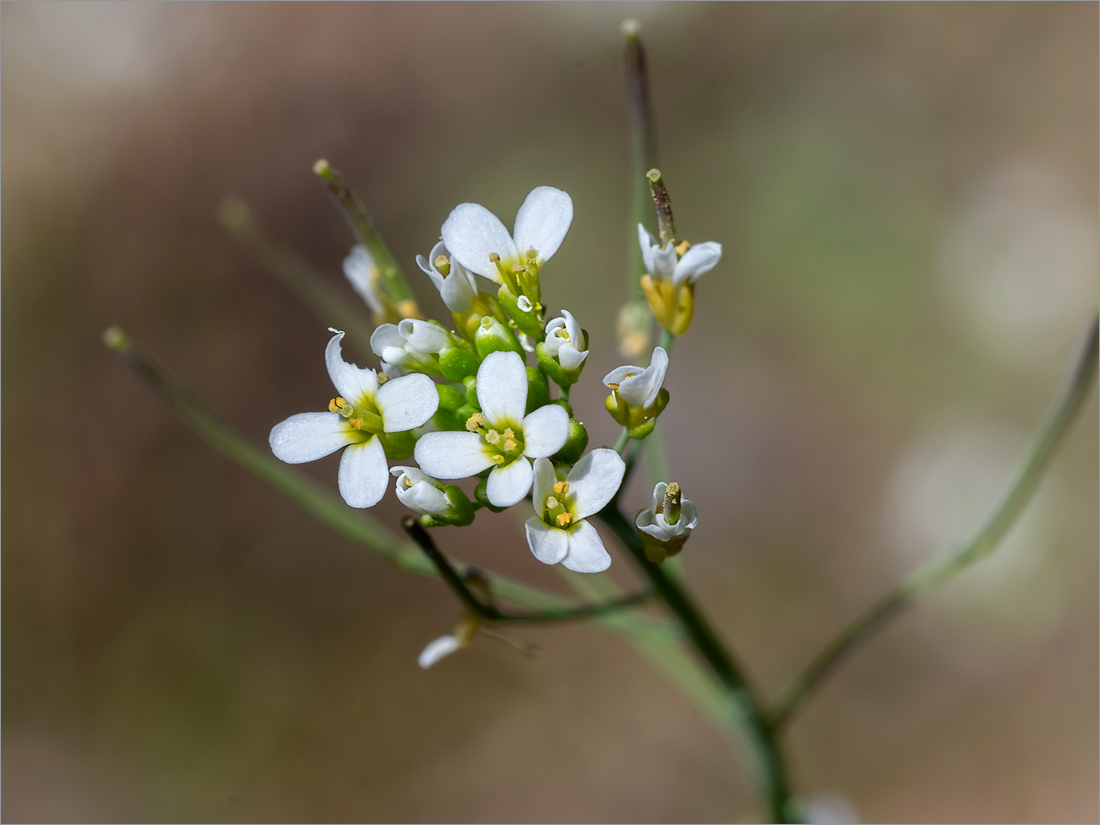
[3,3,1097,822]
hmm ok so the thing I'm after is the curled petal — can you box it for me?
[270,412,354,463]
[441,202,518,280]
[673,241,722,285]
[512,186,573,263]
[338,436,389,508]
[562,520,612,573]
[399,319,450,354]
[525,517,570,565]
[637,223,677,280]
[392,466,451,516]
[326,330,379,406]
[476,351,528,427]
[375,373,439,433]
[566,448,625,521]
[418,634,461,669]
[486,457,533,508]
[415,431,496,479]
[521,404,570,459]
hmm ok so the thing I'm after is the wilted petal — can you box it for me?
[566,448,625,520]
[415,431,496,479]
[338,436,389,508]
[326,330,379,405]
[486,457,533,507]
[418,634,461,669]
[442,202,518,280]
[375,373,439,433]
[524,517,569,565]
[513,186,573,262]
[562,520,612,573]
[521,404,570,458]
[476,351,528,427]
[270,412,354,463]
[673,241,722,285]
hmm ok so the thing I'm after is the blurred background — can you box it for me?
[3,3,1097,822]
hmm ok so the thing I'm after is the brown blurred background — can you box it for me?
[3,3,1097,822]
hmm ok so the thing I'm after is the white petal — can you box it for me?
[439,268,476,314]
[673,241,722,285]
[566,448,626,520]
[512,186,573,262]
[486,457,533,507]
[521,404,570,458]
[441,202,518,280]
[637,223,676,280]
[561,520,612,573]
[679,499,699,530]
[603,363,642,388]
[399,319,450,354]
[375,373,439,433]
[531,456,557,515]
[637,224,659,274]
[418,634,461,669]
[343,245,384,315]
[561,309,584,343]
[270,412,354,463]
[558,344,588,371]
[338,436,389,508]
[476,351,528,427]
[414,431,496,479]
[618,346,667,408]
[326,330,379,405]
[393,468,451,516]
[524,517,569,565]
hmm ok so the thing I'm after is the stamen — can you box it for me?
[434,254,451,275]
[556,513,573,527]
[553,481,569,495]
[348,417,364,430]
[675,240,691,257]
[525,248,538,261]
[465,413,487,432]
[503,438,517,452]
[489,252,501,263]
[545,496,559,510]
[502,428,515,439]
[328,398,343,413]
[510,262,526,274]
[490,454,506,465]
[484,430,501,446]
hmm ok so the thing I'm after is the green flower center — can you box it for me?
[465,413,525,465]
[329,394,383,435]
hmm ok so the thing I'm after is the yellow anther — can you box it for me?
[675,240,691,257]
[465,413,487,432]
[553,481,569,495]
[510,262,526,273]
[556,513,573,527]
[503,439,517,452]
[489,252,501,263]
[348,417,364,430]
[607,382,620,392]
[491,454,506,465]
[434,254,451,272]
[328,398,342,413]
[502,428,515,439]
[545,496,560,510]
[484,430,501,446]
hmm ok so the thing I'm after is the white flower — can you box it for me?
[370,319,452,373]
[525,450,625,573]
[414,351,570,507]
[416,239,492,315]
[635,481,698,543]
[603,346,669,408]
[269,329,439,508]
[543,309,588,370]
[441,186,573,283]
[390,466,451,516]
[637,224,722,286]
[418,634,463,669]
[343,244,386,317]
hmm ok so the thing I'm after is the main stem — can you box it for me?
[598,504,795,822]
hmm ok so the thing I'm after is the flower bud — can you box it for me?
[552,419,589,465]
[436,383,466,412]
[392,467,475,526]
[498,284,545,340]
[537,310,589,388]
[603,347,670,438]
[474,315,524,359]
[438,343,480,383]
[525,367,551,415]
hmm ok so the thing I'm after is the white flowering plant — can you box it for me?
[104,19,1097,824]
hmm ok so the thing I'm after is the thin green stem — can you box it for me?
[768,314,1099,731]
[645,332,675,485]
[613,428,631,455]
[622,19,658,300]
[598,503,795,823]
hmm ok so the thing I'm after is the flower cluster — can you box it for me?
[270,187,651,574]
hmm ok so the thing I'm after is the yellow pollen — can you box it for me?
[434,254,450,269]
[675,240,691,256]
[348,417,364,430]
[553,481,569,495]
[556,513,573,527]
[465,413,487,432]
[489,252,501,263]
[484,430,501,445]
[328,398,342,413]
[503,439,517,452]
[607,382,620,391]
[546,496,559,510]
[510,262,526,273]
[502,428,515,439]
[491,454,506,465]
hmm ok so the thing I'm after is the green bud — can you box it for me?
[436,383,466,412]
[553,419,589,464]
[475,315,524,359]
[607,387,670,440]
[423,484,474,527]
[525,367,550,415]
[463,375,478,407]
[474,477,507,513]
[378,430,415,461]
[535,341,586,388]
[498,284,545,340]
[454,403,480,426]
[438,345,480,383]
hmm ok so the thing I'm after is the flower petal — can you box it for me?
[392,466,451,516]
[414,431,496,479]
[325,329,379,405]
[558,344,588,371]
[399,319,450,354]
[476,351,528,427]
[418,634,461,669]
[566,448,626,520]
[512,186,573,262]
[618,346,667,408]
[343,245,384,315]
[524,517,569,565]
[338,435,389,508]
[673,241,722,285]
[486,457,533,507]
[562,520,612,573]
[441,202,518,280]
[270,412,354,463]
[375,373,439,433]
[531,456,557,515]
[439,267,476,314]
[521,403,570,458]
[637,223,676,280]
